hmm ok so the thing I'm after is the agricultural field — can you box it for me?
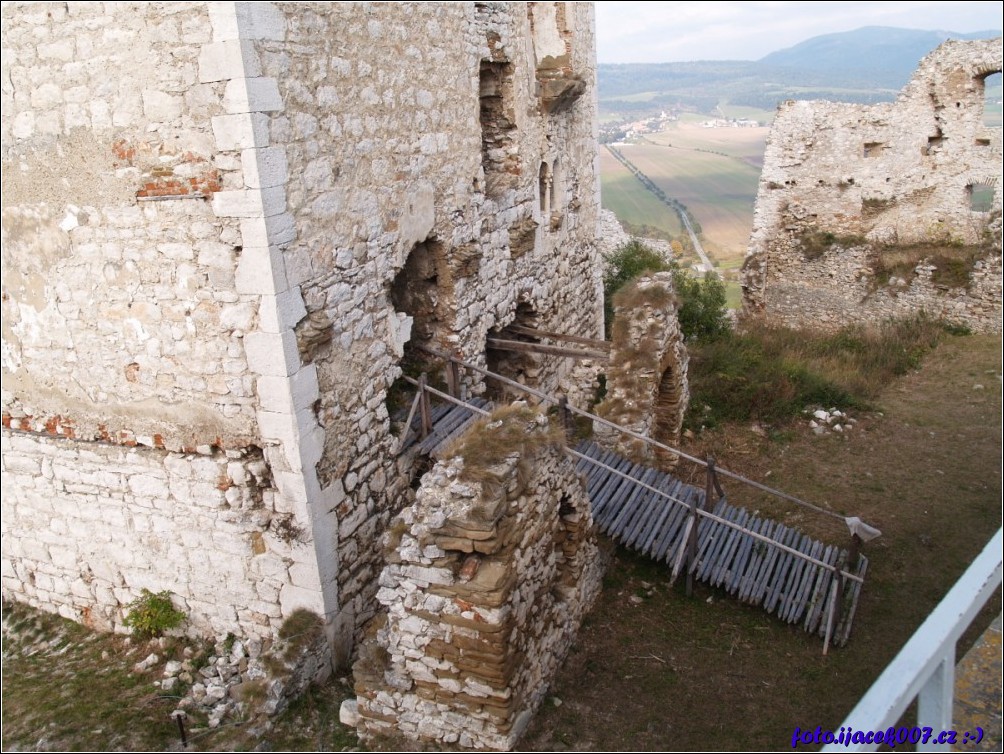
[599,147,684,241]
[620,125,767,265]
[600,123,768,271]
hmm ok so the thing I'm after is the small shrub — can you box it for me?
[603,240,672,335]
[603,240,730,342]
[671,267,730,342]
[278,608,324,661]
[123,589,185,639]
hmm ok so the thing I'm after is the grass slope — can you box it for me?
[523,333,1002,751]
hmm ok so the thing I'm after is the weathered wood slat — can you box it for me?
[805,545,839,633]
[749,523,786,606]
[778,535,815,623]
[765,528,803,614]
[738,519,773,603]
[652,490,689,561]
[593,456,643,524]
[661,486,698,564]
[589,452,634,515]
[715,506,749,587]
[694,504,726,580]
[486,337,609,361]
[609,467,661,539]
[665,486,703,561]
[567,440,866,645]
[625,472,677,548]
[711,507,748,587]
[413,401,485,455]
[504,324,612,350]
[697,503,733,582]
[728,517,759,593]
[428,411,485,457]
[641,479,678,555]
[785,539,824,624]
[838,556,868,646]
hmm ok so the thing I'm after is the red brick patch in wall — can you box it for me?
[136,169,222,199]
[111,138,221,201]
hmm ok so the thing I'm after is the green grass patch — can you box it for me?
[798,230,867,260]
[2,602,187,751]
[870,243,993,290]
[686,315,952,428]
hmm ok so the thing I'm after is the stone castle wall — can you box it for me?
[1,431,289,639]
[742,38,1002,333]
[353,408,602,750]
[2,1,602,665]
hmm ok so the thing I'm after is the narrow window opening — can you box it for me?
[967,183,994,213]
[480,61,517,197]
[982,71,1001,128]
[863,142,883,158]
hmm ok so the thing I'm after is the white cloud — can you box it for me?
[595,1,1003,63]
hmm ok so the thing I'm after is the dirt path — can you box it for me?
[522,334,1001,751]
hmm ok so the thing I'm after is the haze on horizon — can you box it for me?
[595,1,1002,63]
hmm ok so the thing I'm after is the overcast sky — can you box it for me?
[594,1,1003,63]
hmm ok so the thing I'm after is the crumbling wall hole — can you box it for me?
[386,239,454,425]
[967,180,995,213]
[480,61,518,198]
[980,71,1002,128]
[486,300,541,399]
[653,364,684,469]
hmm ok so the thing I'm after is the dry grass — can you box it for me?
[797,229,867,260]
[443,403,565,492]
[687,316,952,428]
[524,333,1002,751]
[870,243,994,290]
[612,277,677,313]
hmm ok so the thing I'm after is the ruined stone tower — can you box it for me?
[1,1,601,666]
[743,38,1002,332]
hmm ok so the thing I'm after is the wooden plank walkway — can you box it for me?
[398,397,492,459]
[573,440,867,646]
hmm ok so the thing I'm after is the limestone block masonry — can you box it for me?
[742,39,1002,333]
[595,272,689,470]
[352,409,602,750]
[2,1,602,673]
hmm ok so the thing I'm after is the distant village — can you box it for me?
[599,109,762,143]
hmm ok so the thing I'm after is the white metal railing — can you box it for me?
[820,528,1002,752]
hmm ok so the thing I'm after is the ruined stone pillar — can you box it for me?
[594,272,690,470]
[352,405,602,750]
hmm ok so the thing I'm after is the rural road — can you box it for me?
[606,144,715,273]
[678,208,713,272]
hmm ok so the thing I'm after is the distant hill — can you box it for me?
[759,26,1001,88]
[599,26,1002,121]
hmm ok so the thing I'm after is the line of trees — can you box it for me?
[606,146,703,235]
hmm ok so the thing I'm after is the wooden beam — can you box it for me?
[486,337,609,361]
[505,323,611,350]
